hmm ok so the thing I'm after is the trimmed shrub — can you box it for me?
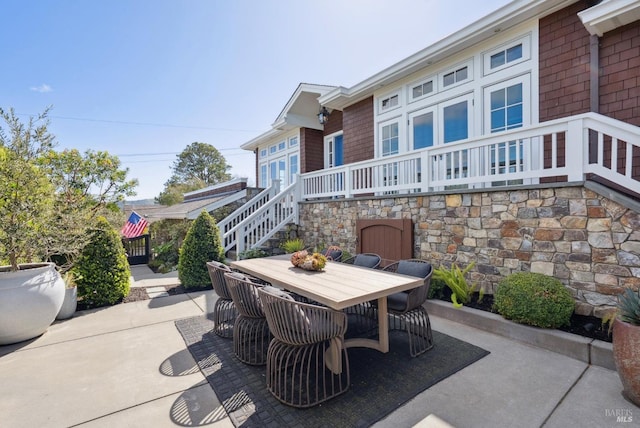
[178,211,224,289]
[494,272,574,328]
[73,217,130,309]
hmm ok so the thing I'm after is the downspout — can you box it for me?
[590,34,599,113]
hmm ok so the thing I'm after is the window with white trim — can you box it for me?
[381,122,400,156]
[289,136,298,147]
[269,145,277,154]
[379,92,400,113]
[441,94,473,143]
[411,78,434,101]
[289,154,298,183]
[409,108,436,150]
[278,141,286,151]
[260,149,267,158]
[441,61,471,89]
[483,35,530,74]
[260,163,267,187]
[324,132,344,168]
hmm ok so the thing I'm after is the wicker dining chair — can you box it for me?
[224,272,271,365]
[341,253,381,269]
[258,286,350,408]
[206,261,237,338]
[373,259,434,357]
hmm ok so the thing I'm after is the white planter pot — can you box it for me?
[56,287,77,320]
[0,263,65,345]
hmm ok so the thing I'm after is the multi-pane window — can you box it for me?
[490,44,523,69]
[490,83,523,133]
[260,149,267,158]
[269,145,277,154]
[325,133,344,168]
[381,123,399,156]
[380,94,399,112]
[289,136,298,147]
[412,80,433,99]
[260,163,267,187]
[278,141,286,150]
[289,154,298,183]
[443,66,468,87]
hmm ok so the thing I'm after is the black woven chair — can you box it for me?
[206,261,237,338]
[372,259,434,357]
[341,253,381,269]
[258,286,350,408]
[320,246,343,262]
[341,253,382,336]
[224,272,271,365]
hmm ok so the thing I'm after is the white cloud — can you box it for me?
[30,83,52,93]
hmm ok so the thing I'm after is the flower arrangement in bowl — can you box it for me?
[290,250,327,271]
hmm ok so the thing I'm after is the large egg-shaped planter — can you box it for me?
[0,263,65,345]
[612,318,640,407]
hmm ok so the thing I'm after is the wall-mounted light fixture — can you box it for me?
[317,106,330,125]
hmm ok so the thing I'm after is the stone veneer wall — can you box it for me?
[298,184,640,318]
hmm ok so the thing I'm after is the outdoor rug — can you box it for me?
[176,316,489,428]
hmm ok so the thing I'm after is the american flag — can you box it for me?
[121,211,149,238]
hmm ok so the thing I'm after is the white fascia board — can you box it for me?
[272,83,337,125]
[578,0,640,37]
[319,0,577,110]
[240,128,283,151]
[283,113,323,130]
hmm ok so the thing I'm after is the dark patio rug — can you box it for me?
[176,316,489,428]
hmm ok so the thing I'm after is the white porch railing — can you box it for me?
[300,113,640,199]
[221,180,299,258]
[218,180,280,254]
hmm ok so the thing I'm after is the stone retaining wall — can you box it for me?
[298,184,640,318]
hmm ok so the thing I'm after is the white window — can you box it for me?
[260,163,267,187]
[381,122,400,156]
[260,149,267,158]
[289,136,298,147]
[440,94,473,143]
[278,141,286,151]
[483,75,530,133]
[289,154,298,183]
[409,107,436,150]
[324,132,344,168]
[379,92,400,114]
[411,78,435,101]
[484,35,531,74]
[269,145,277,154]
[441,61,472,89]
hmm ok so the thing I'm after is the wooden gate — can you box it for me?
[122,234,150,265]
[356,218,413,268]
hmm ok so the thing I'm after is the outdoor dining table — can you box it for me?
[230,254,423,353]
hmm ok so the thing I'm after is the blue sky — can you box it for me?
[1,0,511,200]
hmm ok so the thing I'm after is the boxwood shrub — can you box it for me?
[178,211,224,289]
[73,217,131,309]
[494,272,574,328]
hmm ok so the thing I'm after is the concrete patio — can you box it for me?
[0,265,636,428]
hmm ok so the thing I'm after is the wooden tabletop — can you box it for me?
[231,254,422,310]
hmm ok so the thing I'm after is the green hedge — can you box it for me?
[73,217,130,308]
[494,272,574,328]
[178,211,224,289]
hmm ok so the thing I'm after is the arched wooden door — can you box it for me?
[356,219,413,268]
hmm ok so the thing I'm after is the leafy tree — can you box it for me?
[157,142,231,205]
[42,149,138,271]
[0,106,139,272]
[156,178,205,206]
[73,217,130,309]
[0,107,56,269]
[178,211,224,289]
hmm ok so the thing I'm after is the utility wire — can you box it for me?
[16,112,261,133]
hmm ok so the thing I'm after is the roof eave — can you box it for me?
[319,0,578,110]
